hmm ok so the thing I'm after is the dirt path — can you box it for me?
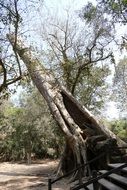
[0,160,70,190]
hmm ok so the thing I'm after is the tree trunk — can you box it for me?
[27,151,32,165]
[26,141,32,165]
[8,34,127,176]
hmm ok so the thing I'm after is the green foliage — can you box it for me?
[82,2,97,23]
[0,88,64,162]
[109,119,127,141]
[41,8,113,114]
[74,65,110,114]
[97,0,127,23]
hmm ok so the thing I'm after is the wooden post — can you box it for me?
[92,170,99,190]
[48,178,52,190]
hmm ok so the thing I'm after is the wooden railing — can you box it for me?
[72,163,127,190]
[48,152,106,190]
[48,146,127,190]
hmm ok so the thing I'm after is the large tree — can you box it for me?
[40,8,113,113]
[1,0,127,177]
[8,34,127,176]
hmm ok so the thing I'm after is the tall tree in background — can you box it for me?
[92,1,127,116]
[98,0,127,48]
[0,0,22,97]
[0,0,42,100]
[83,1,127,48]
[113,57,127,115]
[40,8,113,113]
[82,1,127,117]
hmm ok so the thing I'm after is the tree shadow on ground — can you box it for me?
[0,176,46,189]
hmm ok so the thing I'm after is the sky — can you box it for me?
[44,0,91,11]
[11,0,127,120]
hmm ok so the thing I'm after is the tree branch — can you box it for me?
[0,59,7,92]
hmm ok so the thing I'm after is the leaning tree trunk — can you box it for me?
[8,34,127,176]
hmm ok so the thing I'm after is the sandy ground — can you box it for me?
[0,160,70,190]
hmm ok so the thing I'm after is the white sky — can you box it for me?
[44,0,91,10]
[104,101,119,120]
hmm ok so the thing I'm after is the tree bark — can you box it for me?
[8,34,127,176]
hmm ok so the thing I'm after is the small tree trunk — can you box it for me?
[27,135,32,165]
[27,151,32,165]
[8,34,127,176]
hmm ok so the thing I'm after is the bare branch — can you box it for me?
[0,2,16,17]
[13,0,22,77]
[0,59,7,92]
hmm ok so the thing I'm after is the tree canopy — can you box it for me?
[97,0,127,24]
[0,0,115,114]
